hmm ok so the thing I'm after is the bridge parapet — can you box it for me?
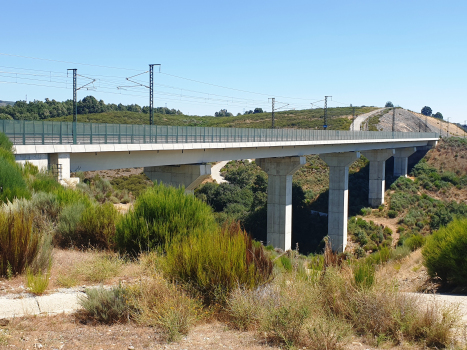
[1,120,438,146]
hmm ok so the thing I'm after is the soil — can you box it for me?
[0,317,283,350]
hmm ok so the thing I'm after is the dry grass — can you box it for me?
[127,274,204,342]
[50,249,141,290]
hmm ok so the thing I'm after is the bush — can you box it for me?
[0,207,47,276]
[423,218,467,285]
[404,233,426,251]
[115,183,216,255]
[0,154,30,203]
[56,201,117,249]
[0,132,13,152]
[79,285,129,324]
[30,172,61,193]
[163,221,273,304]
[353,261,375,289]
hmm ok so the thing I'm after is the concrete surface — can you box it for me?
[144,163,211,193]
[210,161,229,184]
[394,147,417,177]
[320,152,360,252]
[362,149,395,208]
[0,290,83,318]
[257,156,306,251]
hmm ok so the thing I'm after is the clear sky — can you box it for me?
[1,0,466,122]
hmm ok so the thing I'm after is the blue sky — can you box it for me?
[1,0,466,122]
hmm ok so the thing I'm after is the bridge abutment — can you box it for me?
[256,156,306,251]
[144,163,211,194]
[320,152,360,252]
[362,149,395,208]
[394,147,416,177]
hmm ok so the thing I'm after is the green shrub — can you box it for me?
[30,172,61,193]
[56,202,87,246]
[404,233,426,251]
[26,267,51,295]
[353,261,375,289]
[423,218,467,285]
[0,133,13,152]
[0,154,30,203]
[53,185,92,208]
[390,245,411,261]
[56,202,118,249]
[0,206,50,276]
[360,207,372,216]
[163,221,273,304]
[278,255,292,272]
[115,183,216,255]
[387,210,397,218]
[79,285,129,324]
[30,192,61,222]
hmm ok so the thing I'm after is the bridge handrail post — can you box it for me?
[22,120,25,145]
[186,126,188,143]
[41,121,45,145]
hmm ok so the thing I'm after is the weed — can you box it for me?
[26,267,50,295]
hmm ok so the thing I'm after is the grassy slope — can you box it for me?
[45,106,377,130]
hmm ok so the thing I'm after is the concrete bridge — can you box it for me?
[4,120,438,252]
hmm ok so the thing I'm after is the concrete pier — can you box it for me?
[256,156,306,251]
[320,152,360,252]
[49,153,71,181]
[362,149,395,208]
[144,163,211,194]
[394,147,416,177]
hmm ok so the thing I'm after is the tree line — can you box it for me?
[0,95,183,121]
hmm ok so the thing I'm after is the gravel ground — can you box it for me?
[377,109,435,132]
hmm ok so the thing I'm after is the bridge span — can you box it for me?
[4,120,438,252]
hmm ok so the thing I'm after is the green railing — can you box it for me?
[1,120,438,146]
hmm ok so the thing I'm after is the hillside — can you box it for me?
[44,106,377,130]
[0,100,14,107]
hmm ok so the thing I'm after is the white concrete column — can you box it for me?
[320,152,360,253]
[362,149,395,208]
[144,163,211,194]
[48,153,71,181]
[256,156,306,251]
[393,147,416,177]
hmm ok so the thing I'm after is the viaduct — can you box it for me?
[4,120,438,252]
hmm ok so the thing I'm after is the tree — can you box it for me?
[214,109,233,117]
[253,108,263,114]
[385,101,394,108]
[433,112,443,120]
[421,106,432,116]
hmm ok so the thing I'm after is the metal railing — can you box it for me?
[1,120,438,146]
